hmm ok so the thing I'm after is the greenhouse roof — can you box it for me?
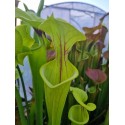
[41,2,108,32]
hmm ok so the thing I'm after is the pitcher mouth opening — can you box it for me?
[68,105,89,125]
[40,60,79,88]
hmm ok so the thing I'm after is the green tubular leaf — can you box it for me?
[68,105,89,125]
[15,24,35,65]
[15,87,27,125]
[39,15,86,85]
[15,7,44,28]
[71,87,96,111]
[28,38,46,125]
[87,86,96,93]
[39,15,86,125]
[29,102,35,125]
[40,60,78,125]
[40,60,79,88]
[39,15,86,83]
[88,44,98,57]
[38,15,86,53]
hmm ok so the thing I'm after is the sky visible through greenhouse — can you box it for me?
[20,0,109,12]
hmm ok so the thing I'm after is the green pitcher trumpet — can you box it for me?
[40,60,79,125]
[28,38,46,125]
[39,15,86,125]
[68,105,89,125]
[68,87,96,125]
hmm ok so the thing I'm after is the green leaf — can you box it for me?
[87,86,96,93]
[70,87,88,102]
[89,45,98,57]
[15,24,35,65]
[15,7,44,28]
[71,87,96,111]
[39,15,85,125]
[15,87,27,125]
[37,0,44,16]
[23,3,29,11]
[39,15,86,53]
[29,102,35,125]
[68,105,89,125]
[85,103,96,111]
[28,37,46,125]
[15,68,20,80]
[39,15,86,82]
[40,60,79,125]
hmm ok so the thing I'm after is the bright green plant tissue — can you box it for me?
[39,15,86,125]
[68,87,96,125]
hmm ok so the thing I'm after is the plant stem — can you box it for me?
[28,42,46,125]
[15,86,27,125]
[16,65,30,125]
[16,78,20,89]
[37,0,44,16]
[29,102,35,125]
